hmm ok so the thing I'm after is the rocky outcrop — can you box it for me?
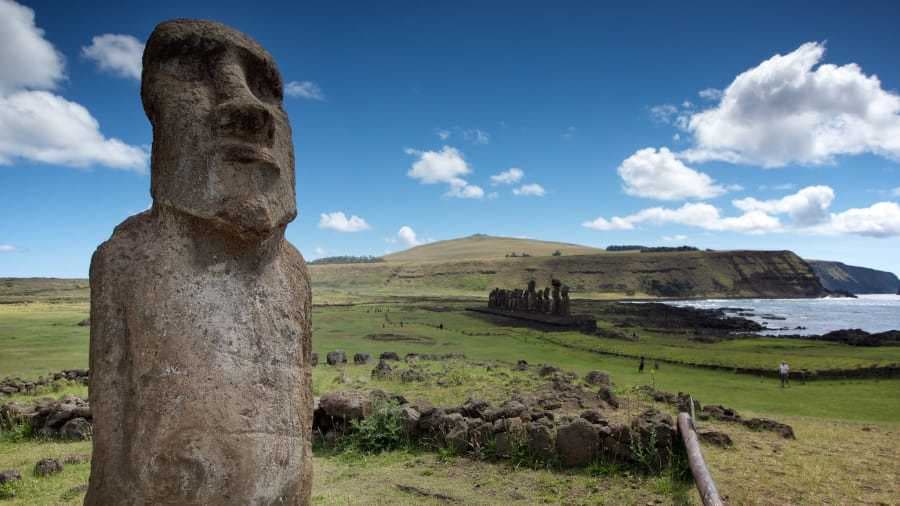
[1,395,92,440]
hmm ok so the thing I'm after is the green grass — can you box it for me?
[0,303,89,379]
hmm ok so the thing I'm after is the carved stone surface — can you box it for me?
[86,20,312,505]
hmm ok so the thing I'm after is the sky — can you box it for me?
[1,0,900,278]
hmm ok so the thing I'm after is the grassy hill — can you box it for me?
[382,234,603,262]
[313,235,826,299]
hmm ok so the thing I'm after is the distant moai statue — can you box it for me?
[551,279,562,315]
[527,280,537,312]
[543,287,551,313]
[561,284,571,316]
[86,20,312,505]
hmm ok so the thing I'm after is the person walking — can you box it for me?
[638,356,645,373]
[779,361,790,388]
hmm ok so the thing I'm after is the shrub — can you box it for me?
[341,400,408,453]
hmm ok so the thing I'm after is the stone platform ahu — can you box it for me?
[85,20,313,505]
[473,279,596,331]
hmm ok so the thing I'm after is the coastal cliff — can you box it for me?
[808,260,900,294]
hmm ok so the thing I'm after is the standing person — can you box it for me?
[779,361,790,388]
[639,356,645,373]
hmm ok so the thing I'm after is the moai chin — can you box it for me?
[85,20,312,505]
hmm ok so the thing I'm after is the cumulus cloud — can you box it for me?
[318,212,371,232]
[0,0,64,94]
[397,226,422,247]
[582,202,781,234]
[823,202,900,238]
[0,244,16,252]
[436,129,450,140]
[0,0,148,171]
[445,179,485,199]
[683,42,900,167]
[81,34,143,80]
[406,145,484,199]
[662,234,688,242]
[513,183,546,197]
[617,147,728,201]
[649,104,678,124]
[285,81,324,100]
[490,168,523,185]
[733,185,835,226]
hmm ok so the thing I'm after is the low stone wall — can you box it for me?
[466,307,598,332]
[0,369,88,397]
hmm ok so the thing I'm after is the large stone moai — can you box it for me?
[86,20,312,505]
[551,279,562,315]
[527,280,537,312]
[561,284,571,316]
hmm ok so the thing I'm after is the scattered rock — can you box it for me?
[63,454,91,465]
[556,418,599,467]
[579,409,607,425]
[77,318,90,327]
[584,370,611,386]
[371,359,393,379]
[698,430,733,448]
[699,404,741,423]
[353,353,371,365]
[538,365,560,377]
[597,386,620,409]
[311,352,319,367]
[399,406,420,435]
[514,360,529,371]
[526,422,556,460]
[743,418,796,439]
[59,417,93,441]
[380,351,400,361]
[318,391,372,422]
[0,469,21,485]
[34,458,63,477]
[326,351,348,365]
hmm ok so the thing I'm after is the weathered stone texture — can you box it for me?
[86,19,312,505]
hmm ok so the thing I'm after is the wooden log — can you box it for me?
[677,412,724,506]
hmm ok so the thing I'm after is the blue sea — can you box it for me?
[665,294,900,335]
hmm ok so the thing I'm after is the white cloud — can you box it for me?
[406,145,484,199]
[662,234,688,242]
[0,0,65,94]
[684,41,900,167]
[583,202,781,234]
[445,179,484,199]
[562,126,576,140]
[285,81,324,100]
[0,244,16,252]
[397,225,422,247]
[436,129,450,140]
[649,104,678,124]
[463,128,490,145]
[487,191,499,199]
[490,167,523,185]
[698,88,723,101]
[318,212,371,232]
[822,202,900,238]
[0,1,147,171]
[81,34,143,80]
[513,183,546,197]
[617,147,728,201]
[0,91,149,170]
[733,185,835,226]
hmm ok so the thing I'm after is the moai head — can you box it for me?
[142,20,296,239]
[528,280,536,292]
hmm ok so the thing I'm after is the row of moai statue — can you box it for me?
[488,279,570,316]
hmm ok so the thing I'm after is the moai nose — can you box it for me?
[215,99,276,146]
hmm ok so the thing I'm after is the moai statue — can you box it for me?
[543,287,551,313]
[527,280,536,312]
[536,289,544,311]
[86,20,312,505]
[551,279,562,315]
[561,284,571,316]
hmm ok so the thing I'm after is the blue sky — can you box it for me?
[1,0,899,277]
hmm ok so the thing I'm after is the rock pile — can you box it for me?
[1,395,92,440]
[1,369,89,397]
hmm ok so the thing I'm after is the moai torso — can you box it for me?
[86,19,312,505]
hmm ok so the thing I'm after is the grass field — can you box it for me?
[1,281,899,504]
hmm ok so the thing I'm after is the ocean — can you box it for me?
[665,294,900,335]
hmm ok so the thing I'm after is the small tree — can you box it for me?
[552,250,562,256]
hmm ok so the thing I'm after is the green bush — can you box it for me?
[341,401,409,453]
